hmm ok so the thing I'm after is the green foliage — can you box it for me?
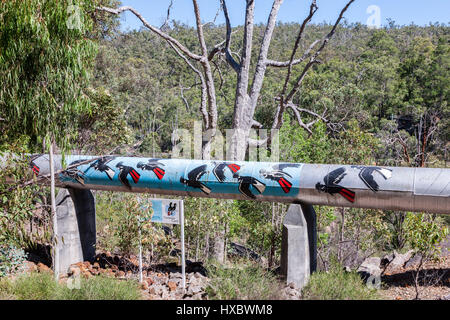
[0,244,28,278]
[331,119,381,165]
[0,0,98,151]
[0,139,47,247]
[279,117,331,163]
[403,213,449,258]
[0,272,142,300]
[56,275,142,300]
[205,260,284,300]
[95,192,172,259]
[7,272,58,300]
[301,264,380,300]
[77,87,133,153]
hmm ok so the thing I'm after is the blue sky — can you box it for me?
[117,0,449,31]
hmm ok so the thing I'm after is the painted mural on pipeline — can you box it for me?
[28,155,398,203]
[28,155,303,199]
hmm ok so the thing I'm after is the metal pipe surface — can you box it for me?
[11,154,450,214]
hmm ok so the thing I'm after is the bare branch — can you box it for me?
[294,105,328,123]
[251,119,263,129]
[192,0,218,132]
[202,5,222,27]
[248,136,268,147]
[248,0,284,107]
[287,104,313,134]
[159,0,174,29]
[220,0,241,72]
[265,39,320,67]
[212,60,224,91]
[272,0,355,131]
[167,41,209,128]
[180,86,191,112]
[282,0,318,99]
[286,0,355,102]
[97,6,202,61]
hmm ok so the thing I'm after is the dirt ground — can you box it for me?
[379,237,450,300]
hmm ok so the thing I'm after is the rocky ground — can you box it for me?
[21,252,301,300]
[357,238,449,300]
[17,236,449,300]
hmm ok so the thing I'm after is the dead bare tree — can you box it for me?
[97,0,355,262]
[98,0,355,161]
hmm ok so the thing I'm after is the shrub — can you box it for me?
[205,259,284,300]
[0,273,142,300]
[57,275,142,300]
[95,192,173,260]
[0,244,28,277]
[301,268,380,300]
[12,272,59,300]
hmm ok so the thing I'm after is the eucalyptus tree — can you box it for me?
[0,0,101,274]
[98,0,355,263]
[98,0,355,161]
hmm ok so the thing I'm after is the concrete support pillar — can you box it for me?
[55,188,96,274]
[280,203,317,289]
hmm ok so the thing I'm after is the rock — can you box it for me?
[167,281,177,291]
[288,282,297,290]
[170,272,182,279]
[192,293,203,300]
[82,271,92,279]
[357,257,381,280]
[187,285,202,296]
[343,266,352,273]
[384,250,414,274]
[37,262,52,274]
[441,294,450,300]
[68,265,81,276]
[148,286,157,295]
[115,270,125,277]
[23,261,37,273]
[161,290,171,300]
[152,285,164,296]
[90,269,99,276]
[381,253,395,268]
[404,253,422,269]
[140,281,149,290]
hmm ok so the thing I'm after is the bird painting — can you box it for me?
[351,165,392,192]
[86,156,116,180]
[259,163,300,193]
[233,173,266,199]
[212,162,241,182]
[115,161,140,190]
[61,159,89,185]
[137,159,166,180]
[29,154,42,176]
[180,164,211,195]
[315,167,356,203]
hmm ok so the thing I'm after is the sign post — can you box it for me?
[180,199,186,291]
[138,198,186,290]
